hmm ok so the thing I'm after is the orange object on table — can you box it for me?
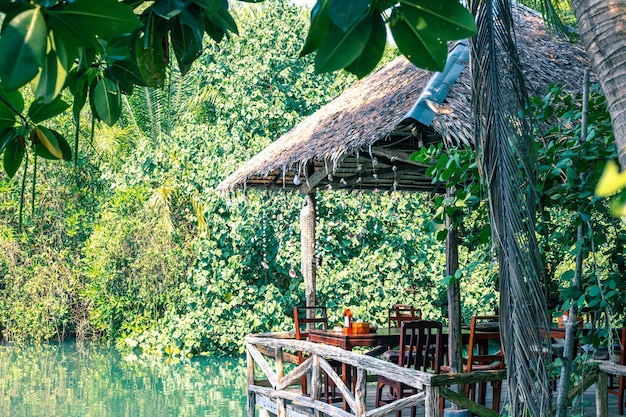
[352,322,370,334]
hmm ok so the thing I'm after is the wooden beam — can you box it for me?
[300,165,330,194]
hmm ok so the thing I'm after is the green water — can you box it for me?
[0,342,247,416]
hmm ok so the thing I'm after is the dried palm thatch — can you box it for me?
[216,3,588,195]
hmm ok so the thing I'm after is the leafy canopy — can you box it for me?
[0,0,476,179]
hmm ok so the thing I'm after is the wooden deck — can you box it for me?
[254,379,622,417]
[247,333,625,417]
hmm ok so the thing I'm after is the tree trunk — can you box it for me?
[571,0,626,169]
[300,193,317,309]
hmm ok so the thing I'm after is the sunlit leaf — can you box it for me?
[0,7,47,91]
[345,12,385,78]
[46,0,141,47]
[329,0,370,32]
[596,160,626,197]
[28,96,70,124]
[35,126,63,159]
[35,126,71,161]
[31,32,69,104]
[90,77,122,126]
[3,134,25,178]
[300,0,332,56]
[314,16,371,73]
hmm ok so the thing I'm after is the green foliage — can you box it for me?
[0,0,475,180]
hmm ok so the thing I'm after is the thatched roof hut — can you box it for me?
[216,4,588,195]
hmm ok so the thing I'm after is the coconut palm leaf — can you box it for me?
[469,1,552,415]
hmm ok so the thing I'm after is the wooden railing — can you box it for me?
[246,333,507,417]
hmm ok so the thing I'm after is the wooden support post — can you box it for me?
[596,371,608,417]
[275,347,286,417]
[355,368,367,416]
[247,349,256,417]
[301,193,317,310]
[445,187,462,403]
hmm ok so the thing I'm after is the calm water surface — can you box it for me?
[0,342,247,416]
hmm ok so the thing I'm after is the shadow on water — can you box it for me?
[0,341,247,417]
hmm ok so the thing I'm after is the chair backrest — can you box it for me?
[293,306,328,340]
[619,327,626,365]
[466,315,504,372]
[388,304,422,328]
[398,320,443,373]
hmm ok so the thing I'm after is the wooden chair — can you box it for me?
[465,315,505,412]
[608,327,626,415]
[293,306,341,403]
[388,304,422,328]
[376,320,444,417]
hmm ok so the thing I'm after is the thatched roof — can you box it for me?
[216,4,589,195]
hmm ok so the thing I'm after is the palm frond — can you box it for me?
[469,1,552,415]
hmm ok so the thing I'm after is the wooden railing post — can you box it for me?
[596,371,608,417]
[275,347,286,417]
[425,385,440,417]
[355,368,367,416]
[247,348,256,417]
[311,355,322,417]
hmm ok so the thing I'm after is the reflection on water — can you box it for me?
[0,342,247,417]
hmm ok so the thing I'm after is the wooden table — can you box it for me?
[308,327,402,351]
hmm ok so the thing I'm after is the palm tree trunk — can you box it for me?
[571,0,626,169]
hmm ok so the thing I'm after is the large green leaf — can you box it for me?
[134,25,166,88]
[0,100,16,129]
[399,0,476,40]
[34,126,71,161]
[0,7,47,91]
[207,7,239,35]
[111,59,147,94]
[170,11,204,75]
[389,6,446,71]
[152,0,186,19]
[3,134,25,178]
[314,16,371,73]
[0,87,25,114]
[0,128,17,154]
[203,17,226,43]
[31,32,69,104]
[328,0,370,32]
[300,0,332,56]
[66,68,90,122]
[345,12,386,78]
[28,96,70,124]
[46,0,141,47]
[90,77,122,126]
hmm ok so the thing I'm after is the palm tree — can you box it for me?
[468,1,552,415]
[571,0,626,169]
